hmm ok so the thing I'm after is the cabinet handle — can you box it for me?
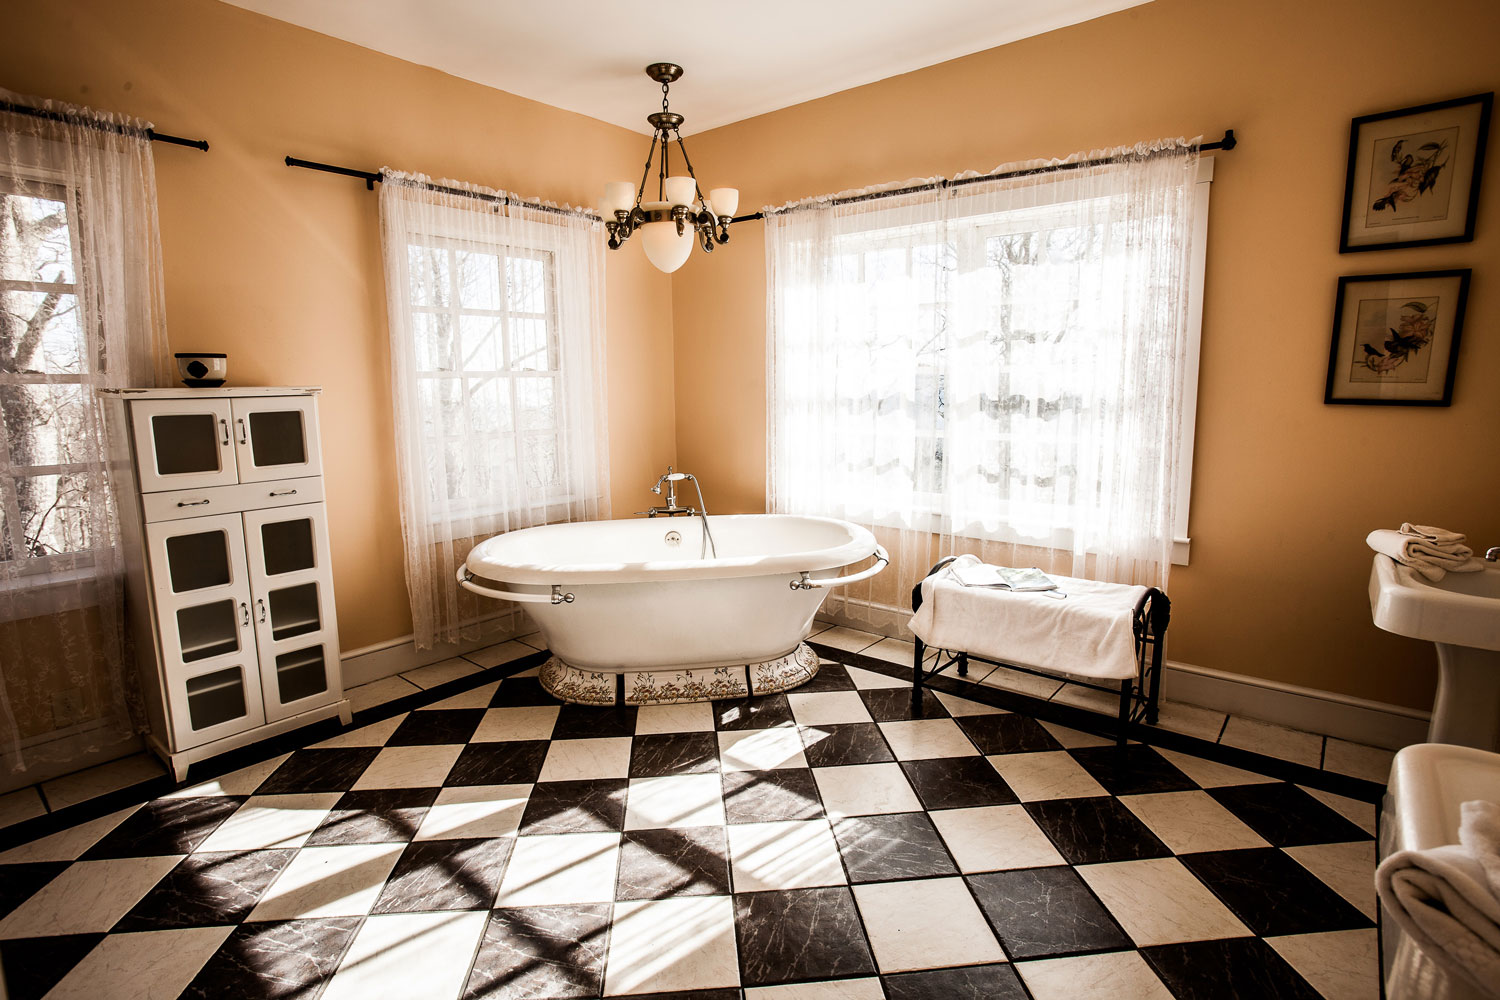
[237,418,248,445]
[219,418,229,445]
[239,602,250,627]
[257,598,267,624]
[269,489,298,497]
[177,499,211,507]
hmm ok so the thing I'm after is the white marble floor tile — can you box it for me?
[414,783,531,841]
[635,701,717,734]
[196,793,342,852]
[625,774,726,830]
[1077,857,1251,946]
[977,664,1065,700]
[1299,785,1379,836]
[1038,721,1113,748]
[1219,716,1323,767]
[322,909,489,1000]
[516,631,549,650]
[351,744,463,789]
[464,639,537,668]
[1118,790,1270,853]
[311,714,407,749]
[788,691,874,726]
[45,925,231,1000]
[844,665,910,690]
[1017,950,1174,1000]
[987,752,1108,801]
[0,804,139,863]
[1050,682,1124,714]
[166,754,290,798]
[929,804,1065,872]
[718,727,808,771]
[878,719,979,760]
[474,705,561,742]
[0,854,182,938]
[1266,928,1379,1000]
[1156,748,1278,787]
[495,831,620,906]
[345,675,422,714]
[421,680,500,710]
[41,754,167,811]
[853,877,1005,973]
[539,737,633,781]
[1284,841,1378,919]
[862,637,923,666]
[728,820,845,892]
[745,979,885,999]
[813,763,922,818]
[605,895,740,994]
[1149,700,1228,742]
[932,690,1006,716]
[249,843,406,919]
[400,656,480,690]
[811,627,884,653]
[1323,738,1396,784]
[0,786,46,829]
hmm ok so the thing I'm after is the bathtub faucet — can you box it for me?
[639,467,717,559]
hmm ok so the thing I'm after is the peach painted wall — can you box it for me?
[671,0,1500,711]
[2,0,676,651]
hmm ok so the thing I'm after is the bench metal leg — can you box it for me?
[957,651,968,677]
[912,636,926,697]
[1116,680,1130,747]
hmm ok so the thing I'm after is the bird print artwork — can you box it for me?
[1367,126,1458,221]
[1356,299,1438,376]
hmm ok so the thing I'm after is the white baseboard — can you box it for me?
[341,617,526,689]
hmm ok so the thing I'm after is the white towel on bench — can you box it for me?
[908,554,1148,681]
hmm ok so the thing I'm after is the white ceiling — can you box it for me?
[224,0,1151,134]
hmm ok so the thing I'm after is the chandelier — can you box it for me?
[600,63,739,273]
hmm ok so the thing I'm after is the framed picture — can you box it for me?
[1339,92,1491,252]
[1325,269,1470,405]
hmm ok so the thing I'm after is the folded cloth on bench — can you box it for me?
[908,554,1148,681]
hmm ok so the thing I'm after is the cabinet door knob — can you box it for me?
[257,598,267,624]
[237,418,248,445]
[239,602,250,627]
[220,418,229,445]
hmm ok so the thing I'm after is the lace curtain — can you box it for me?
[379,170,609,650]
[765,139,1201,627]
[1,90,172,773]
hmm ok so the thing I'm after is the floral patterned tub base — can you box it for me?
[538,643,821,706]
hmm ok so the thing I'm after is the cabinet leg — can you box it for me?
[337,700,353,725]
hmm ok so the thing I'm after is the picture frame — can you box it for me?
[1325,269,1469,406]
[1339,92,1491,253]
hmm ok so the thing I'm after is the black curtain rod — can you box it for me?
[0,100,209,151]
[284,155,601,221]
[732,129,1237,224]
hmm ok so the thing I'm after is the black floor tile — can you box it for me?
[179,917,362,999]
[386,709,486,747]
[0,861,67,920]
[1207,783,1374,847]
[616,827,731,900]
[1178,848,1374,936]
[0,933,104,1000]
[1025,797,1170,864]
[954,714,1061,755]
[882,963,1028,1000]
[1141,938,1322,1000]
[552,704,638,740]
[114,849,297,931]
[800,722,895,767]
[372,837,511,913]
[794,660,857,692]
[520,779,628,833]
[463,904,611,1000]
[488,676,556,707]
[80,795,244,859]
[900,757,1018,810]
[858,688,950,722]
[629,732,719,777]
[713,693,795,731]
[255,747,382,794]
[832,813,958,882]
[734,886,877,986]
[722,769,824,824]
[967,867,1131,959]
[446,741,550,785]
[1068,745,1196,795]
[304,788,439,846]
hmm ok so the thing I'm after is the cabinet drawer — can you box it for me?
[142,477,325,522]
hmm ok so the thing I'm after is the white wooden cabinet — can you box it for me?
[104,387,349,780]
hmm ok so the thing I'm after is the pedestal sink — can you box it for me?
[1370,555,1500,750]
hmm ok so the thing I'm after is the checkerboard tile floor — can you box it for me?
[0,654,1379,1000]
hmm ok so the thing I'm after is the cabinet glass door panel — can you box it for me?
[177,600,241,662]
[130,398,238,492]
[165,529,232,592]
[231,397,322,483]
[266,582,321,641]
[260,518,316,576]
[186,666,250,731]
[275,645,330,705]
[170,657,265,751]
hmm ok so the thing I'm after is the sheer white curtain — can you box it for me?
[766,139,1200,627]
[379,170,609,650]
[1,90,172,773]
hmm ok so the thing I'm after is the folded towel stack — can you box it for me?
[1367,524,1484,582]
[1376,800,1500,997]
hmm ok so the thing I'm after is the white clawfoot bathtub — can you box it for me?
[459,514,888,705]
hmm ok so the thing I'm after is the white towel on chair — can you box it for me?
[1367,529,1482,582]
[907,554,1147,680]
[1376,800,1500,998]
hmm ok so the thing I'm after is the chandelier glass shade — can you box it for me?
[601,64,738,274]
